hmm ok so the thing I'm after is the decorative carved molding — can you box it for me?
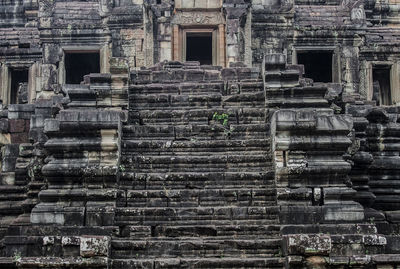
[351,7,366,21]
[39,0,55,17]
[172,11,225,25]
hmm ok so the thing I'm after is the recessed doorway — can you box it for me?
[186,33,213,65]
[372,65,392,106]
[10,68,29,104]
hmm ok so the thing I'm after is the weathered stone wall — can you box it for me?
[1,0,400,268]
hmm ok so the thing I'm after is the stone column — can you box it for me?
[173,25,180,61]
[218,24,226,66]
[223,1,250,64]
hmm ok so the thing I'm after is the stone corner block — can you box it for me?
[282,234,331,256]
[80,236,110,258]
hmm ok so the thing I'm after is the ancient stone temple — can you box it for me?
[1,0,400,268]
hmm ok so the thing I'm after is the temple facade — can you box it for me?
[1,0,400,268]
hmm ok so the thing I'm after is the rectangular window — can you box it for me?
[297,51,333,83]
[372,65,392,106]
[65,51,100,84]
[10,68,29,104]
[173,27,224,66]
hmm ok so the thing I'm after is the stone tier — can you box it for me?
[2,74,124,267]
[347,99,400,236]
[265,54,390,268]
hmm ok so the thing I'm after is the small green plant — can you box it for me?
[212,112,235,137]
[13,251,21,262]
[212,112,229,127]
[119,165,125,172]
[274,249,282,257]
[368,217,375,224]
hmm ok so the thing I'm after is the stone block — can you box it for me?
[185,70,205,81]
[322,202,364,222]
[221,68,237,81]
[363,235,387,246]
[10,133,29,144]
[9,119,26,133]
[80,236,110,257]
[282,234,331,256]
[44,119,60,133]
[86,205,115,226]
[1,172,15,185]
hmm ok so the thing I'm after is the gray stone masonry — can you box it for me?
[1,0,400,268]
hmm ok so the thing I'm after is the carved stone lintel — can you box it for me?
[172,11,225,25]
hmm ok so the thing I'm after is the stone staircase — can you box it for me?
[112,62,285,268]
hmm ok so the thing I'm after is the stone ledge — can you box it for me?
[16,257,108,268]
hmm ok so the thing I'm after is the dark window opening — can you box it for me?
[373,66,392,106]
[18,43,30,49]
[297,51,333,83]
[10,69,29,105]
[186,33,212,65]
[65,52,100,84]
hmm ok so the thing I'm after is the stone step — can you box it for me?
[38,188,117,203]
[5,225,119,237]
[122,124,270,140]
[10,257,107,268]
[122,154,272,170]
[123,157,271,170]
[123,166,274,174]
[128,108,266,125]
[236,81,264,93]
[130,92,265,109]
[121,139,270,152]
[118,188,276,207]
[129,83,224,95]
[222,92,265,105]
[280,224,378,235]
[63,84,96,108]
[266,98,329,108]
[130,94,222,109]
[110,257,285,269]
[122,149,270,157]
[0,201,25,214]
[111,238,281,259]
[0,192,26,201]
[0,257,16,269]
[115,206,279,226]
[264,70,300,88]
[119,225,281,238]
[0,186,27,201]
[129,81,264,95]
[266,86,327,98]
[119,171,275,190]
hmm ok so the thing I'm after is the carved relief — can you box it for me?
[351,7,365,21]
[172,11,224,25]
[39,0,55,17]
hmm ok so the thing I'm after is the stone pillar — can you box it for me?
[223,1,250,64]
[218,24,226,65]
[173,25,180,61]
